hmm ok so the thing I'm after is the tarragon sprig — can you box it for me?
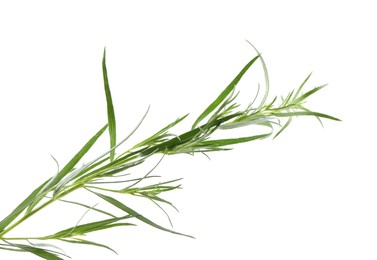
[0,45,339,259]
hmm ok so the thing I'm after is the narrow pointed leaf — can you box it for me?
[57,124,109,182]
[40,124,108,199]
[50,216,133,238]
[60,238,117,255]
[192,55,259,129]
[10,243,65,260]
[141,113,242,156]
[274,117,292,139]
[198,133,271,148]
[294,85,327,104]
[246,41,270,109]
[0,179,50,233]
[90,190,194,238]
[273,111,341,121]
[55,198,116,218]
[102,48,117,162]
[134,114,189,149]
[292,72,312,100]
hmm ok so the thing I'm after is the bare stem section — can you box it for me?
[0,46,339,259]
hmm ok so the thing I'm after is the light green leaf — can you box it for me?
[246,41,270,109]
[292,72,312,100]
[273,111,341,121]
[273,117,292,139]
[55,198,116,218]
[293,85,327,104]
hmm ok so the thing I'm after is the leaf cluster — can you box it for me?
[0,45,339,259]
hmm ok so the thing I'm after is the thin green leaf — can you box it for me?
[90,175,159,185]
[292,72,312,100]
[148,199,174,228]
[89,190,194,238]
[49,216,133,238]
[21,247,65,260]
[55,124,109,184]
[198,133,271,148]
[192,55,259,129]
[52,125,108,197]
[293,84,327,104]
[27,240,66,255]
[0,244,24,252]
[141,113,242,156]
[122,155,165,191]
[246,40,270,109]
[273,117,292,139]
[297,105,324,127]
[0,179,50,234]
[133,114,189,149]
[273,111,341,121]
[136,193,179,212]
[103,48,117,162]
[60,238,117,255]
[7,242,67,260]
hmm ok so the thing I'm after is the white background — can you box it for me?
[0,1,376,259]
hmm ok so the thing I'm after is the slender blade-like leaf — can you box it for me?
[60,238,117,255]
[49,216,133,238]
[141,113,242,156]
[90,190,194,238]
[47,125,108,194]
[42,125,108,198]
[274,117,292,139]
[55,198,116,218]
[8,243,65,260]
[0,179,50,234]
[198,133,271,148]
[57,124,108,183]
[273,111,341,121]
[292,72,312,100]
[245,41,270,110]
[102,48,117,162]
[293,85,327,104]
[192,55,259,129]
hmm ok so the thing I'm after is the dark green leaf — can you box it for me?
[50,216,133,238]
[45,125,108,198]
[192,55,259,129]
[90,190,194,238]
[133,114,189,149]
[8,243,66,260]
[0,179,50,234]
[141,113,242,156]
[198,133,271,148]
[102,48,117,162]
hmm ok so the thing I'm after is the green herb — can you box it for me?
[0,45,339,259]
